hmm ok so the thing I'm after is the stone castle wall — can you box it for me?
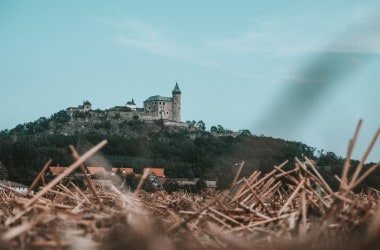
[69,109,183,124]
[67,83,182,124]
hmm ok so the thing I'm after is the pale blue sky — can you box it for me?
[1,1,379,162]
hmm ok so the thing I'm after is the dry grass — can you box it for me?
[0,121,380,249]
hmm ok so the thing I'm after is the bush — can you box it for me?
[94,121,111,130]
[51,110,70,124]
[131,176,155,193]
[195,179,207,193]
[163,179,180,194]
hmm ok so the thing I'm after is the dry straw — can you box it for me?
[0,121,380,249]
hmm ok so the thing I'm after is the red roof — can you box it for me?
[111,168,134,174]
[87,167,107,175]
[144,168,165,177]
[49,167,68,176]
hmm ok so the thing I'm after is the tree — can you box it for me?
[195,179,207,193]
[239,129,252,136]
[114,113,121,119]
[196,120,206,131]
[186,169,195,180]
[121,173,135,190]
[217,125,225,134]
[50,110,70,123]
[318,151,341,167]
[186,120,196,127]
[131,176,155,192]
[216,164,235,190]
[163,179,180,193]
[0,161,8,180]
[210,126,218,133]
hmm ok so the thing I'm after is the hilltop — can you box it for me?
[1,110,379,191]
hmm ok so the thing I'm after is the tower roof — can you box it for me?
[144,95,173,102]
[172,82,181,94]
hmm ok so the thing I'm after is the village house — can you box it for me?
[0,180,28,193]
[86,167,107,177]
[144,168,166,187]
[43,165,218,191]
[111,167,134,176]
[48,166,68,176]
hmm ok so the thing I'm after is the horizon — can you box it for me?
[1,1,380,162]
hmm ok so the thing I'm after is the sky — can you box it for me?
[1,1,380,162]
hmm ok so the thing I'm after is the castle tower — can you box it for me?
[172,82,181,122]
[83,100,92,112]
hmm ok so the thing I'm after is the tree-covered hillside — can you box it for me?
[0,111,379,191]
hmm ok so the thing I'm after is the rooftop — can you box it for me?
[49,166,68,176]
[0,180,27,188]
[144,168,165,177]
[144,95,173,103]
[126,99,136,105]
[111,167,134,175]
[172,82,181,94]
[87,166,107,175]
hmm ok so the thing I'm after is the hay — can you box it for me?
[0,121,380,249]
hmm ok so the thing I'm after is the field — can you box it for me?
[1,122,380,250]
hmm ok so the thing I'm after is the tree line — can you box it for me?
[0,112,379,192]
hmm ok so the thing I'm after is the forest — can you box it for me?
[0,111,379,192]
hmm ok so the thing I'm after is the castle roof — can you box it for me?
[108,106,129,112]
[83,100,91,105]
[144,95,173,102]
[126,99,136,105]
[172,82,181,94]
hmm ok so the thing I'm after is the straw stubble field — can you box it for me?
[0,120,380,249]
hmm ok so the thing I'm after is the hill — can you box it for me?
[0,110,379,191]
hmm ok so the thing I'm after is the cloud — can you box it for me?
[209,30,380,56]
[106,18,217,69]
[328,32,380,54]
[103,17,186,58]
[206,6,380,56]
[115,36,184,58]
[102,17,263,80]
[101,17,160,40]
[101,17,189,59]
[102,15,380,83]
[206,32,266,54]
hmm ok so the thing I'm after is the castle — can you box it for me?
[66,83,182,123]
